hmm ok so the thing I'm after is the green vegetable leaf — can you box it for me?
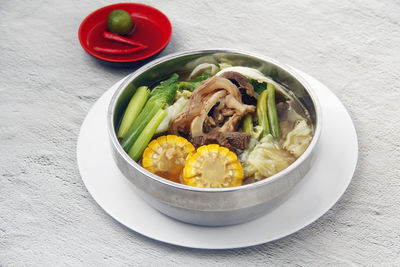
[249,78,267,94]
[120,74,179,152]
[148,73,180,106]
[178,73,211,91]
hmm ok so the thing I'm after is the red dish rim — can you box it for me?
[78,3,172,63]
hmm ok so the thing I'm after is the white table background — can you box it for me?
[1,0,399,265]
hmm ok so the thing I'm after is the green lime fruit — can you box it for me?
[107,9,134,35]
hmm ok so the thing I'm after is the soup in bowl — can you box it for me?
[108,50,321,226]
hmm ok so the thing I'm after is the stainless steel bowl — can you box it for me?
[107,49,322,226]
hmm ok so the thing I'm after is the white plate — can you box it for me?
[77,70,358,249]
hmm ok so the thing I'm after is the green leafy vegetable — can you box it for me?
[178,73,210,91]
[148,73,180,106]
[120,74,179,152]
[249,78,267,94]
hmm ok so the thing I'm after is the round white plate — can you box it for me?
[77,70,358,249]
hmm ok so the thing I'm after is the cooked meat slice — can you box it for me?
[224,132,251,149]
[203,116,216,133]
[218,95,255,132]
[169,76,255,137]
[191,131,251,153]
[221,109,235,117]
[224,94,254,114]
[192,131,233,151]
[190,90,227,136]
[169,111,189,136]
[219,71,258,104]
[219,114,242,132]
[205,116,216,127]
[170,76,235,135]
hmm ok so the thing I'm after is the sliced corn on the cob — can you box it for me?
[142,135,195,183]
[182,144,244,188]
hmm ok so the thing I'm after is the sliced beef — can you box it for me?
[219,71,258,105]
[224,132,251,150]
[192,131,233,151]
[191,131,251,153]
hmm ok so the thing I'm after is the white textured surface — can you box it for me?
[1,0,399,265]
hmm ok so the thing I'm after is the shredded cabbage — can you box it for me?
[283,120,312,157]
[243,134,295,180]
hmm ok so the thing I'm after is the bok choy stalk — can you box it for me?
[117,86,150,139]
[120,74,179,152]
[257,89,270,138]
[128,109,167,161]
[242,114,253,134]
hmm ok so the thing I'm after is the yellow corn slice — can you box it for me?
[142,135,195,183]
[182,144,244,188]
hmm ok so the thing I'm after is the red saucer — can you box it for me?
[78,3,172,63]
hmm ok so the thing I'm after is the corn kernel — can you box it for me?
[141,135,195,183]
[182,144,244,188]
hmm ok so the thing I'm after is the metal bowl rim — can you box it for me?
[107,48,322,193]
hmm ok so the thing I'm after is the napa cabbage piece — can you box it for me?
[217,66,274,84]
[188,63,219,80]
[238,126,263,163]
[282,120,312,157]
[155,96,189,134]
[251,125,263,140]
[219,62,232,70]
[239,137,257,163]
[174,89,192,100]
[242,134,296,180]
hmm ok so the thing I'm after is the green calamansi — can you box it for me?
[107,9,134,35]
